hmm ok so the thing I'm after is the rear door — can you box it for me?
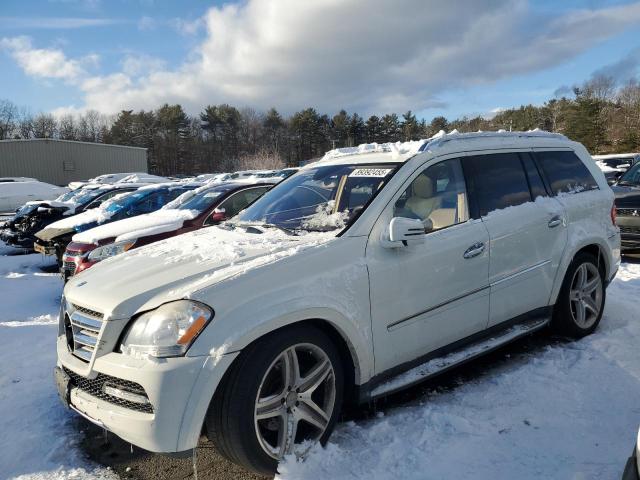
[462,152,567,327]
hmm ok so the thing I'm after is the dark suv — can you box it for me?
[612,162,640,252]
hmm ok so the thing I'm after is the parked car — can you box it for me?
[594,153,640,185]
[62,182,272,280]
[35,183,200,264]
[0,183,143,249]
[622,428,640,480]
[0,178,68,213]
[612,161,640,252]
[68,173,169,191]
[56,131,619,476]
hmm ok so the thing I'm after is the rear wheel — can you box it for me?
[552,252,605,338]
[206,325,344,476]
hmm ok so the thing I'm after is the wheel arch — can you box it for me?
[550,240,610,304]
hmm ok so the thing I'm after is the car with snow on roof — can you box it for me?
[62,181,272,281]
[57,131,619,475]
[1,183,145,250]
[34,182,201,265]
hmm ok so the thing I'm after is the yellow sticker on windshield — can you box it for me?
[349,168,392,178]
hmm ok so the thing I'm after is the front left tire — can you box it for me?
[205,324,344,476]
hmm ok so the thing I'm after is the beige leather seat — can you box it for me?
[405,174,442,220]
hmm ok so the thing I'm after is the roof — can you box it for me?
[312,130,571,168]
[0,138,147,151]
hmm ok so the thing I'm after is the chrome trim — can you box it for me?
[73,332,97,347]
[69,403,105,428]
[490,260,551,287]
[388,285,489,331]
[69,312,102,332]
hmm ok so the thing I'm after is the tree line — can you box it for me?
[1,75,638,175]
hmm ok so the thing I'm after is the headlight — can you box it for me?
[87,240,135,262]
[120,300,214,358]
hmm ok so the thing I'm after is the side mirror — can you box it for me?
[210,207,227,223]
[383,217,428,248]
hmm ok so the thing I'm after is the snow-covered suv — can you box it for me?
[56,131,621,475]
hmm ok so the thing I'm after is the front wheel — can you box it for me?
[205,325,344,476]
[551,252,605,338]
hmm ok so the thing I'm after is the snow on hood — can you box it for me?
[65,227,336,318]
[72,208,198,244]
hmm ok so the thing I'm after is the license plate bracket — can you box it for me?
[54,366,71,408]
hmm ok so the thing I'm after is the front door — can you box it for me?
[366,158,491,374]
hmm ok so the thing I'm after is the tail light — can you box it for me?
[611,203,617,226]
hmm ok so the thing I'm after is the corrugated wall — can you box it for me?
[0,139,147,185]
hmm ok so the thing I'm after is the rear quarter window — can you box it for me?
[535,151,599,195]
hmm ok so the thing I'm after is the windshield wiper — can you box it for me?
[616,180,638,186]
[258,223,298,236]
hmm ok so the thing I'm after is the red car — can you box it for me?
[62,182,271,280]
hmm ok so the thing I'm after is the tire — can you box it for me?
[551,252,605,338]
[205,325,344,476]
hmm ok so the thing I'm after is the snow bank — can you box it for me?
[72,209,199,244]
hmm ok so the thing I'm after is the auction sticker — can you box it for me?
[349,168,392,178]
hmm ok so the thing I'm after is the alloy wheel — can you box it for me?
[254,343,336,460]
[569,262,603,329]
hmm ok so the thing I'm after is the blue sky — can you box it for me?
[1,0,640,121]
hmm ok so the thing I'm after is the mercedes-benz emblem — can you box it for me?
[633,210,639,217]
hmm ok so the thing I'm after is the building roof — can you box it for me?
[0,138,147,151]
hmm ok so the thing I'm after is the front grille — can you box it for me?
[67,304,104,362]
[63,261,77,277]
[620,225,640,235]
[63,367,153,414]
[617,208,640,217]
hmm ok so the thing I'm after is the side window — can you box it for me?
[521,154,548,199]
[393,158,469,231]
[210,187,269,224]
[463,153,532,217]
[89,189,131,208]
[535,151,599,195]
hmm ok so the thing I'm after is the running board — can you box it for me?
[370,317,550,398]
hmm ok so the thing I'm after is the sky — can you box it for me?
[1,0,640,121]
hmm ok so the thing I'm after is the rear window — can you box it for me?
[463,153,532,217]
[535,151,599,195]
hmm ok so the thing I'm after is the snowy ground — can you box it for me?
[0,242,638,479]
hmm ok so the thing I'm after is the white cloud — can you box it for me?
[170,17,204,36]
[121,53,166,77]
[0,36,87,81]
[5,1,640,115]
[137,16,157,31]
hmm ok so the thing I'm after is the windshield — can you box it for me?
[234,163,399,232]
[175,187,229,212]
[619,162,640,184]
[55,190,79,202]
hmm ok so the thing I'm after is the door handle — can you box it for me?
[463,242,485,259]
[548,215,563,228]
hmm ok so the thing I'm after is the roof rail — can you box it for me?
[419,129,567,152]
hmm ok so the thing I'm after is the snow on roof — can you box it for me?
[313,130,569,167]
[592,153,639,159]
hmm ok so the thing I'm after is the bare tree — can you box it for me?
[58,114,77,140]
[0,100,18,140]
[32,113,57,138]
[235,148,285,171]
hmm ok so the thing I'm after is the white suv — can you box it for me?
[56,131,621,475]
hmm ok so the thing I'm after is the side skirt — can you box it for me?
[358,307,551,401]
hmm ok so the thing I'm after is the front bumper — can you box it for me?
[57,335,239,452]
[617,216,640,252]
[34,238,58,256]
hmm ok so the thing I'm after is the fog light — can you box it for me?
[103,384,150,405]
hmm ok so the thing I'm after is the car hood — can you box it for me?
[64,226,336,318]
[72,208,199,244]
[612,184,640,207]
